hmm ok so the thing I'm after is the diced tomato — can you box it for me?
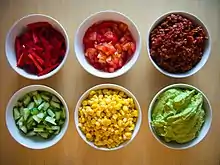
[83,20,136,73]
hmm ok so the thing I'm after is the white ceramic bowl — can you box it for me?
[74,84,142,151]
[148,83,212,150]
[5,14,69,80]
[6,85,69,149]
[147,11,211,78]
[74,10,141,78]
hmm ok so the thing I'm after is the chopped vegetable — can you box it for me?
[15,22,66,76]
[13,90,66,139]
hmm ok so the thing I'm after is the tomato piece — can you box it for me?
[95,43,116,56]
[104,31,118,44]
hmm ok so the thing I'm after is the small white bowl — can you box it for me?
[6,85,69,149]
[148,83,212,150]
[74,10,141,78]
[147,11,211,78]
[5,14,69,80]
[74,84,142,151]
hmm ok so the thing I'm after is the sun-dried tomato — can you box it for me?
[150,14,208,73]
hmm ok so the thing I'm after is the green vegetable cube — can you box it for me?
[13,107,20,120]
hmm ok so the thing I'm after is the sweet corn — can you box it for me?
[78,88,138,148]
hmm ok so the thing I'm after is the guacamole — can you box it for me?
[151,88,205,143]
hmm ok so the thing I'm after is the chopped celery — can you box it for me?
[47,109,55,118]
[54,129,60,135]
[45,116,57,125]
[58,120,65,126]
[37,125,45,128]
[36,94,43,105]
[55,111,61,120]
[38,102,45,110]
[50,101,60,109]
[27,102,35,110]
[23,95,31,106]
[13,107,20,120]
[23,108,30,121]
[27,116,34,124]
[17,117,24,127]
[31,91,38,96]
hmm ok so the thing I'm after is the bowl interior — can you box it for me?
[74,11,141,78]
[5,14,69,80]
[6,85,69,149]
[148,84,212,149]
[74,84,142,151]
[147,11,211,78]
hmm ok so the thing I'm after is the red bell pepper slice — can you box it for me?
[38,63,59,76]
[29,50,44,65]
[27,22,52,30]
[17,53,25,67]
[28,54,43,72]
[15,37,21,60]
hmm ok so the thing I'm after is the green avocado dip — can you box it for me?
[151,88,205,144]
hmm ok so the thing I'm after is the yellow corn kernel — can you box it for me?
[118,120,123,127]
[123,105,129,111]
[132,110,138,117]
[115,103,122,110]
[89,90,96,96]
[112,114,118,120]
[91,103,98,109]
[119,91,124,97]
[98,94,104,99]
[120,110,125,116]
[115,130,119,135]
[102,89,108,94]
[108,139,114,144]
[102,118,111,126]
[82,100,88,106]
[96,111,101,117]
[124,132,132,139]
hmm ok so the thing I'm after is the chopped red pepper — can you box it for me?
[38,63,59,76]
[15,22,66,76]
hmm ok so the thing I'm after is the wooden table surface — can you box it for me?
[0,0,220,165]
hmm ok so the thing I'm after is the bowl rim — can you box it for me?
[5,85,69,149]
[146,10,211,78]
[74,83,142,151]
[5,13,70,80]
[148,83,212,150]
[74,10,142,79]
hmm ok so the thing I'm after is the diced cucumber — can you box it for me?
[37,112,45,119]
[54,128,60,135]
[23,108,30,121]
[14,90,65,139]
[23,95,31,106]
[34,127,44,132]
[17,117,24,127]
[27,102,35,110]
[41,94,50,102]
[27,116,34,124]
[50,101,60,109]
[51,126,60,130]
[45,116,57,125]
[58,120,65,126]
[38,102,45,110]
[36,94,43,104]
[31,91,38,96]
[20,126,27,134]
[31,108,39,115]
[39,132,49,139]
[61,106,66,119]
[55,111,61,120]
[47,109,55,118]
[43,102,50,111]
[33,115,42,123]
[52,96,61,103]
[26,131,36,136]
[13,107,20,120]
